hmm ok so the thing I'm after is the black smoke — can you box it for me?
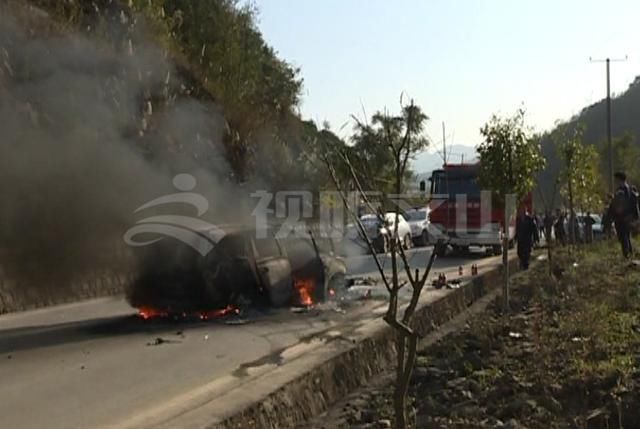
[0,5,247,299]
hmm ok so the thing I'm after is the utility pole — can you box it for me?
[442,122,447,164]
[590,55,628,193]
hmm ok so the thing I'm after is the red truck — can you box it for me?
[427,162,532,257]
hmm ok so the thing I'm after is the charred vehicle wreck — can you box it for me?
[127,225,346,317]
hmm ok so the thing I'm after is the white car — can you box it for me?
[359,212,413,253]
[405,207,431,246]
[576,213,604,240]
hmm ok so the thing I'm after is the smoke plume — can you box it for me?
[0,5,246,296]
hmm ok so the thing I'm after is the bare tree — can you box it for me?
[319,98,441,429]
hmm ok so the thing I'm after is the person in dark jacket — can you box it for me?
[605,172,635,258]
[533,212,543,246]
[543,211,555,243]
[602,194,614,237]
[515,207,539,270]
[568,210,581,244]
[584,212,596,243]
[554,209,567,246]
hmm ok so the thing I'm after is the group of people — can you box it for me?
[514,171,639,270]
[603,172,639,258]
[546,209,596,245]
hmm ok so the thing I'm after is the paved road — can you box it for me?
[346,244,491,277]
[0,248,500,429]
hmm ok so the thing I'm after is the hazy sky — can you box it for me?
[254,0,639,153]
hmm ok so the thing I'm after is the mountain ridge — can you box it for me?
[537,74,640,206]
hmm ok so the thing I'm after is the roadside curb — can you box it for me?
[164,257,519,429]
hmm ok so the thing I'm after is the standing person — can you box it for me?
[605,172,638,258]
[536,212,543,234]
[569,210,581,244]
[515,206,538,270]
[554,209,567,246]
[531,212,541,247]
[603,194,614,238]
[584,212,596,244]
[543,210,555,243]
[535,212,544,245]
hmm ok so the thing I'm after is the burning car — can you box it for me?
[127,225,346,316]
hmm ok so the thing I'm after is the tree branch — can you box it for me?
[318,148,392,293]
[403,247,437,325]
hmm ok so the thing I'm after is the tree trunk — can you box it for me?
[504,146,513,313]
[393,333,419,429]
[502,204,510,312]
[568,174,576,246]
[393,334,408,429]
[547,235,553,276]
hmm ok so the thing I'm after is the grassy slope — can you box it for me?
[325,242,640,428]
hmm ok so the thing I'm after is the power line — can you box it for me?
[589,55,628,194]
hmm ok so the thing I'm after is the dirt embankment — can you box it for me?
[311,243,640,429]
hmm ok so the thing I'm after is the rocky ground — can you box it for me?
[305,242,640,428]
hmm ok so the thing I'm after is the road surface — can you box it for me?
[0,247,499,429]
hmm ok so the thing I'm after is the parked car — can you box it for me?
[128,224,347,313]
[563,215,584,243]
[561,213,604,243]
[405,207,431,246]
[576,213,604,240]
[359,212,412,253]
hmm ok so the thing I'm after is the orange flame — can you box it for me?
[138,307,168,320]
[294,278,315,307]
[137,306,239,320]
[198,305,240,320]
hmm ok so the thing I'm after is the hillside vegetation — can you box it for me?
[538,76,640,206]
[2,0,346,192]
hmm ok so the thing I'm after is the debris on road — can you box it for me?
[346,285,375,300]
[348,277,377,286]
[314,301,347,314]
[433,273,447,289]
[146,337,181,346]
[148,337,165,346]
[447,279,462,289]
[223,317,249,325]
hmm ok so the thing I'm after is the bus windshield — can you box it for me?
[431,169,481,198]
